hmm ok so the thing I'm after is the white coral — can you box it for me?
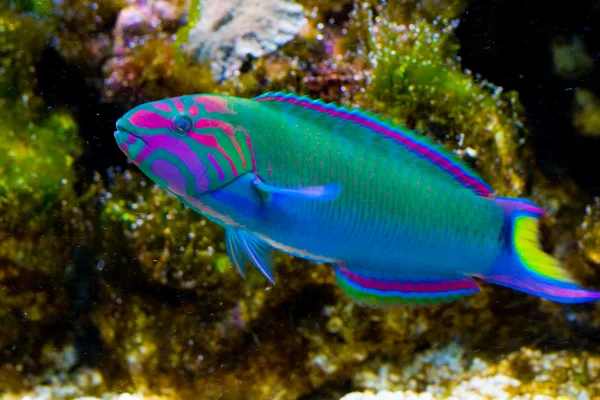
[186,0,306,80]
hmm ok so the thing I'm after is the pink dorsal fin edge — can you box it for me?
[254,92,493,197]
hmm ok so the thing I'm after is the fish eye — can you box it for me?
[172,115,192,134]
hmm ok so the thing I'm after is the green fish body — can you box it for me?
[114,92,600,305]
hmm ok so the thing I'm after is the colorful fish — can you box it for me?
[113,92,600,306]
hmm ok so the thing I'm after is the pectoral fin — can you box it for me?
[251,178,341,202]
[225,229,275,284]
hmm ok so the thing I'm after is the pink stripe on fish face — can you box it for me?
[194,96,235,114]
[129,110,172,130]
[172,97,185,113]
[153,103,173,112]
[195,118,247,169]
[189,104,199,116]
[134,134,209,194]
[256,95,493,197]
[339,267,480,293]
[207,153,225,181]
[187,132,237,177]
[245,134,256,172]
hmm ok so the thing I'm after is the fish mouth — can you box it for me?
[114,119,148,146]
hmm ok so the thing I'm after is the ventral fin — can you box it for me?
[251,178,341,202]
[225,230,247,278]
[225,229,275,284]
[254,91,493,197]
[334,264,481,307]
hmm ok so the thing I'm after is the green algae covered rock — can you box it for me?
[346,3,528,197]
[0,7,49,108]
[0,107,81,227]
[343,345,600,399]
[0,8,85,356]
[0,103,85,359]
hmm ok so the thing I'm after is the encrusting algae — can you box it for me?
[1,0,600,399]
[0,2,90,371]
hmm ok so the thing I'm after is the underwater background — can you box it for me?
[1,0,600,399]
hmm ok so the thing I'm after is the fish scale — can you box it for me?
[114,91,600,305]
[242,99,501,272]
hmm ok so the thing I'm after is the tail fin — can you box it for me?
[476,197,600,303]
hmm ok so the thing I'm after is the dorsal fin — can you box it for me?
[254,92,493,197]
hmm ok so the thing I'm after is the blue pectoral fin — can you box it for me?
[251,178,341,202]
[334,264,481,307]
[225,229,276,284]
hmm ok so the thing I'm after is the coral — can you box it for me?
[185,0,307,81]
[342,345,600,399]
[49,0,126,66]
[573,87,600,137]
[575,196,600,288]
[103,0,217,105]
[112,0,182,55]
[0,99,85,363]
[0,107,81,228]
[0,364,150,400]
[103,36,216,105]
[551,35,593,80]
[0,8,49,108]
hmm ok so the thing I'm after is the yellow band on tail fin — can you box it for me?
[478,198,600,303]
[513,216,573,283]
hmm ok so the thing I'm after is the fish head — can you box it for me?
[114,94,253,197]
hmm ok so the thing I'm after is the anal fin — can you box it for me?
[334,265,481,307]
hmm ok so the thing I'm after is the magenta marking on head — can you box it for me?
[129,110,171,130]
[194,96,235,114]
[245,134,257,172]
[257,95,493,197]
[207,153,225,181]
[189,104,199,116]
[151,159,189,195]
[172,98,185,113]
[153,103,172,112]
[194,118,246,169]
[188,132,238,177]
[134,134,209,193]
[340,267,479,293]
